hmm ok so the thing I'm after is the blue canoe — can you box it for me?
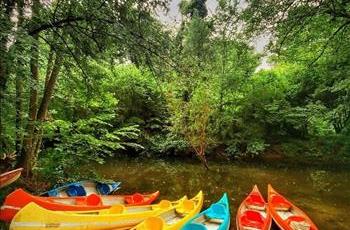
[42,180,121,197]
[182,193,230,230]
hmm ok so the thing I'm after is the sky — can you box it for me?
[158,0,218,24]
[157,0,272,70]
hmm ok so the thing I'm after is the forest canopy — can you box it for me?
[0,0,349,178]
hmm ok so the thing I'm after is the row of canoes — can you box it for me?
[0,188,160,221]
[8,191,205,230]
[237,185,317,230]
[0,168,318,229]
[1,186,318,230]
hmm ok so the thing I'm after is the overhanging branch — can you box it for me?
[28,16,87,35]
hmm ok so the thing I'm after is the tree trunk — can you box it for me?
[22,34,40,176]
[45,49,55,88]
[30,51,63,168]
[21,43,63,176]
[37,53,62,120]
[194,147,209,170]
[0,47,7,152]
[198,153,210,170]
[15,54,24,156]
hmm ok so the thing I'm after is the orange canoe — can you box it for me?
[236,185,272,230]
[0,188,159,222]
[268,184,318,230]
[0,168,23,189]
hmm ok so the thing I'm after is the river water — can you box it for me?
[93,158,350,229]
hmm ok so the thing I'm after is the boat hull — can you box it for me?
[9,196,185,230]
[236,185,272,230]
[0,168,23,189]
[268,184,318,230]
[181,193,230,230]
[131,191,204,230]
[0,189,159,222]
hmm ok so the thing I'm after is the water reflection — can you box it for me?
[309,170,331,192]
[92,159,350,229]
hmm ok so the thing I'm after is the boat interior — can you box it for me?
[156,199,197,226]
[192,214,224,230]
[272,195,311,230]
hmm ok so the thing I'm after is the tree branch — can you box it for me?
[309,20,350,66]
[28,16,87,35]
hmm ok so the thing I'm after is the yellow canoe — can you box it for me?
[10,196,186,230]
[131,191,203,230]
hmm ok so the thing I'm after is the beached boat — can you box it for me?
[236,185,271,230]
[0,168,23,189]
[182,193,230,230]
[41,180,121,197]
[9,195,186,230]
[268,184,318,230]
[0,188,159,222]
[131,191,204,230]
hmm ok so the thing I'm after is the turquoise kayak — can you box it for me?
[42,180,121,197]
[181,193,230,230]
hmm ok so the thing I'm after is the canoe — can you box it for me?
[41,180,121,197]
[236,185,272,230]
[182,193,230,230]
[131,191,204,230]
[9,195,186,230]
[0,188,159,222]
[268,184,318,230]
[0,168,23,189]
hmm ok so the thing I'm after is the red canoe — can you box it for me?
[268,184,318,230]
[236,185,272,230]
[0,188,159,222]
[0,168,23,189]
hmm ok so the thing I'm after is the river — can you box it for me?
[93,158,350,229]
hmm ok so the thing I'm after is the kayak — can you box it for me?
[0,188,159,222]
[182,193,230,230]
[0,168,23,189]
[41,180,121,197]
[268,184,318,230]
[131,191,204,230]
[236,185,271,230]
[9,195,186,230]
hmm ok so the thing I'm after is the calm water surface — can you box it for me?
[94,159,350,229]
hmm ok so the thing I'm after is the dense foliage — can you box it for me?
[1,0,349,179]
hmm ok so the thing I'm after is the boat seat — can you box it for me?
[242,227,261,230]
[286,216,311,230]
[182,223,207,230]
[208,218,224,224]
[158,200,172,209]
[67,184,86,196]
[176,200,195,214]
[206,203,226,219]
[139,217,164,230]
[271,195,291,211]
[86,194,102,206]
[97,183,112,195]
[125,193,144,204]
[246,193,265,210]
[109,204,125,214]
[75,196,87,205]
[47,189,59,197]
[240,210,265,229]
